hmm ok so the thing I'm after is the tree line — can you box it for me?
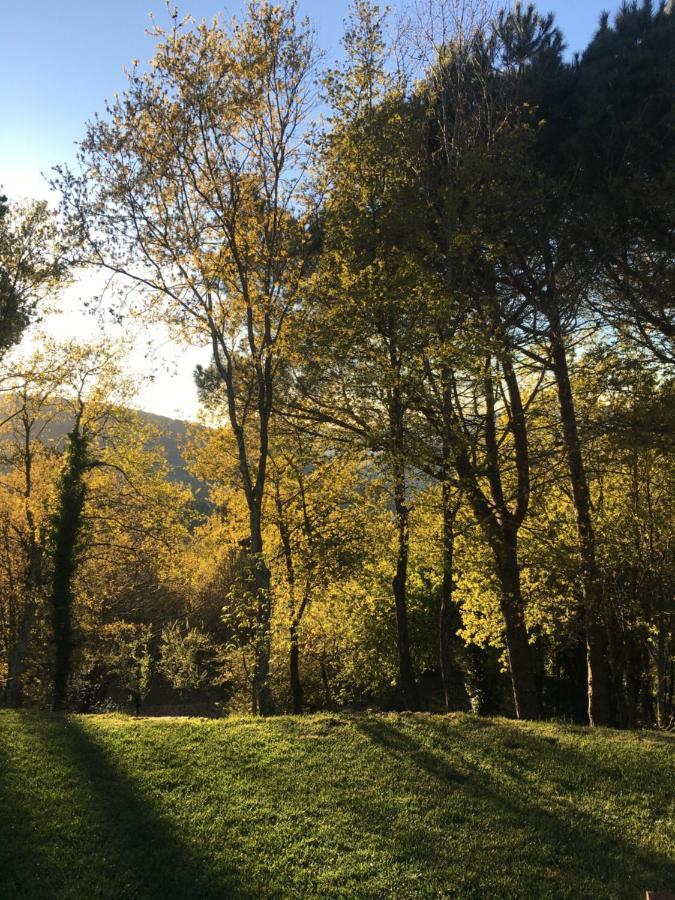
[0,0,673,727]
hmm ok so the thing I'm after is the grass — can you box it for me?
[0,711,673,899]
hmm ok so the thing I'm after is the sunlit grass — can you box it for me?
[1,711,673,898]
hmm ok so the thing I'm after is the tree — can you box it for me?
[58,1,319,716]
[0,199,67,360]
[293,1,427,709]
[103,622,153,715]
[404,2,555,719]
[266,429,375,712]
[159,622,212,695]
[574,1,675,364]
[0,343,73,706]
[49,421,90,711]
[570,342,675,727]
[483,2,623,725]
[43,342,137,711]
[66,410,192,712]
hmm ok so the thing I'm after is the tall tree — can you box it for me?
[408,3,552,719]
[44,341,137,711]
[57,2,318,716]
[293,1,427,709]
[473,2,615,725]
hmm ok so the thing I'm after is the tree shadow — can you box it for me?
[0,713,253,900]
[0,732,45,899]
[1,711,672,899]
[351,715,675,897]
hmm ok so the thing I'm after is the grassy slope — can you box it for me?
[0,712,673,899]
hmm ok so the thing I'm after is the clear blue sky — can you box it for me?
[2,0,616,200]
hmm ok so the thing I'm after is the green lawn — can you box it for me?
[0,711,673,899]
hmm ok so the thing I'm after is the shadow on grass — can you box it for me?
[0,713,252,900]
[0,734,42,900]
[1,711,672,899]
[351,715,675,897]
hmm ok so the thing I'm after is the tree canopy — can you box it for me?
[1,0,673,730]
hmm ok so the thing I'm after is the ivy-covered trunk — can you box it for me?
[50,425,89,712]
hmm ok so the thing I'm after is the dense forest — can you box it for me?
[0,0,673,729]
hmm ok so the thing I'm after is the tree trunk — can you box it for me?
[450,357,539,720]
[493,530,540,720]
[289,622,303,714]
[456,485,539,719]
[3,494,43,708]
[606,615,627,728]
[639,644,654,727]
[655,610,667,728]
[439,483,462,711]
[250,506,274,717]
[273,476,305,716]
[624,630,642,730]
[4,644,26,708]
[320,658,332,710]
[460,460,540,720]
[3,595,37,708]
[464,644,499,715]
[548,315,613,727]
[392,464,420,711]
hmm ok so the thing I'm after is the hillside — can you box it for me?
[0,399,207,498]
[1,711,673,899]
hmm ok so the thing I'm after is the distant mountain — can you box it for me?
[0,399,209,503]
[134,409,206,498]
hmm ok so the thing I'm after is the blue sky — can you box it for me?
[2,0,615,200]
[1,0,615,418]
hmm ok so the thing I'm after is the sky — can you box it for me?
[1,0,616,419]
